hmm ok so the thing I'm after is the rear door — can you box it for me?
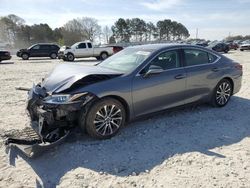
[182,48,221,103]
[132,49,187,117]
[39,45,51,57]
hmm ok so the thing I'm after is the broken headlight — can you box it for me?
[44,92,89,104]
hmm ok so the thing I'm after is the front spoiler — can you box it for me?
[5,123,70,158]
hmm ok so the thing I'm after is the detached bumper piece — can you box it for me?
[4,125,70,158]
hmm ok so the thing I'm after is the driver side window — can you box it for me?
[32,45,40,50]
[149,50,180,70]
[78,43,86,49]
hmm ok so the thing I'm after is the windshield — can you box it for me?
[28,44,36,49]
[98,47,152,73]
[71,42,80,48]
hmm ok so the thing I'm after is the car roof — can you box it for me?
[35,43,59,46]
[128,43,209,51]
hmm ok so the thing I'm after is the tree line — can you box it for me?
[225,35,250,41]
[111,18,190,43]
[0,14,190,48]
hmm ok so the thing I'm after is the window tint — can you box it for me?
[184,49,209,66]
[87,43,92,48]
[32,45,40,50]
[149,50,180,70]
[40,45,50,50]
[208,53,218,63]
[78,43,86,49]
[51,45,59,50]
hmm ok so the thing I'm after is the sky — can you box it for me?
[0,0,250,40]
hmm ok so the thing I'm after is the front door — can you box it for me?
[132,50,187,117]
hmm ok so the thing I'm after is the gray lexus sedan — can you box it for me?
[26,44,242,141]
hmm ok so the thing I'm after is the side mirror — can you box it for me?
[143,65,164,78]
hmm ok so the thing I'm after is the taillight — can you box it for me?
[235,64,243,70]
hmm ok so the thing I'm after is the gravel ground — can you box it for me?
[0,51,250,188]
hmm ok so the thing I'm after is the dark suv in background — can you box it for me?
[208,42,229,53]
[16,43,60,60]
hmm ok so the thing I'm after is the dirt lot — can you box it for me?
[0,51,250,188]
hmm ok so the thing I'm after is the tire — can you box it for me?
[50,52,57,59]
[240,49,244,51]
[79,98,126,139]
[67,53,75,61]
[211,79,233,107]
[100,52,108,60]
[21,53,29,60]
[96,56,101,60]
[224,50,228,53]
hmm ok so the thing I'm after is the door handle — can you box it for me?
[211,67,219,72]
[175,74,186,79]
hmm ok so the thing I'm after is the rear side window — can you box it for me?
[149,50,180,70]
[184,49,209,66]
[78,43,86,49]
[208,53,218,63]
[87,43,92,48]
[40,45,50,50]
[51,45,59,50]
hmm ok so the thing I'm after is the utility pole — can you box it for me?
[196,28,199,40]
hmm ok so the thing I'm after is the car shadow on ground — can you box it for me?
[7,96,250,187]
[0,62,14,65]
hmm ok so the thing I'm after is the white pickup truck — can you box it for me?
[58,41,123,61]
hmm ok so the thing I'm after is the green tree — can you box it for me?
[112,18,131,42]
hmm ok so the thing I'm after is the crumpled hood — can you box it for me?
[41,64,122,93]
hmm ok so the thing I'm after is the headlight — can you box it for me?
[44,92,88,104]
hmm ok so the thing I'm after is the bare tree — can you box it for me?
[102,25,112,44]
[77,17,101,42]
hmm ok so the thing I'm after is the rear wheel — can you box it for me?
[22,53,29,60]
[211,79,232,107]
[50,52,57,59]
[100,52,108,60]
[79,98,126,139]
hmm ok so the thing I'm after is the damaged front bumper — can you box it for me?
[5,84,94,157]
[5,125,70,158]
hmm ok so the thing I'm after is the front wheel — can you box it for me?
[79,98,126,139]
[67,53,75,61]
[211,79,232,107]
[22,53,29,60]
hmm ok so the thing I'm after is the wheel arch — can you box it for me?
[100,51,109,56]
[22,52,30,56]
[99,95,130,122]
[221,77,234,94]
[66,52,74,56]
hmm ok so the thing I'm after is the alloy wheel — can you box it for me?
[216,82,231,105]
[94,105,122,136]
